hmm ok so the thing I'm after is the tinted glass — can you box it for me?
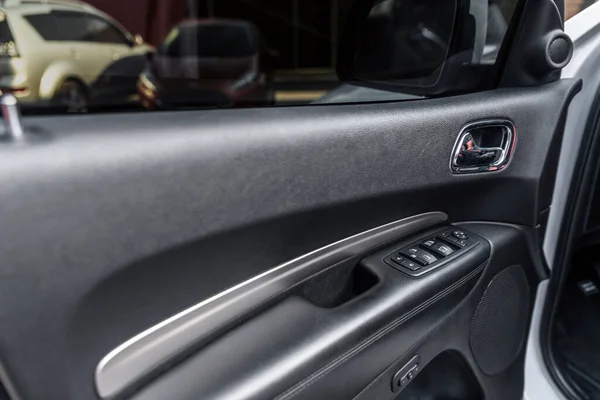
[54,11,89,41]
[161,23,256,58]
[3,0,518,116]
[353,0,456,85]
[25,14,61,41]
[347,0,519,91]
[85,15,129,45]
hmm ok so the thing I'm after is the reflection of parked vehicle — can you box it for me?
[138,20,275,109]
[0,0,153,112]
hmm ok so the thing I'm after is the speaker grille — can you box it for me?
[469,265,530,375]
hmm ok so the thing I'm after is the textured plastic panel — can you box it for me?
[0,80,579,400]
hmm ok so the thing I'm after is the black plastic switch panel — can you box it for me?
[385,227,480,276]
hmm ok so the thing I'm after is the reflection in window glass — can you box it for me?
[566,0,598,19]
[0,0,519,115]
[354,0,456,86]
[85,16,130,45]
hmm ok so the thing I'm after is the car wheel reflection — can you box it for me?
[52,80,89,113]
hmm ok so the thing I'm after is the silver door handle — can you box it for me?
[450,120,516,174]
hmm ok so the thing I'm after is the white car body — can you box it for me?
[526,3,600,399]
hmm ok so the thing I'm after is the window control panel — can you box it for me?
[384,227,480,276]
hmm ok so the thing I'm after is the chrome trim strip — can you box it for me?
[95,211,447,399]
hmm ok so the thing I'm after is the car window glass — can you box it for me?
[84,15,130,45]
[353,0,456,84]
[160,23,256,58]
[53,11,89,41]
[2,0,519,116]
[24,13,61,41]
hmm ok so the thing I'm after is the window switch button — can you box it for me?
[421,239,436,249]
[401,247,438,265]
[417,250,438,265]
[420,239,454,257]
[432,242,454,256]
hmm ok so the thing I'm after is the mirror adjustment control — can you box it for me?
[452,230,469,240]
[441,235,469,247]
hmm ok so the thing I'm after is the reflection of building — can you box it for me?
[87,0,351,70]
[86,0,186,46]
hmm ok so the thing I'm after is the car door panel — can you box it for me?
[127,222,491,400]
[0,79,581,400]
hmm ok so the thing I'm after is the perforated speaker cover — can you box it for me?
[469,265,530,375]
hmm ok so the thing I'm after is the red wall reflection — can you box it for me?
[87,0,187,46]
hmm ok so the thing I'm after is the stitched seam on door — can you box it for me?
[352,263,489,399]
[274,261,487,400]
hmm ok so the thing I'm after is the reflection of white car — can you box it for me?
[0,0,153,112]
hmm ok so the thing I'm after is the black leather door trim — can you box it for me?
[276,262,486,400]
[95,212,447,399]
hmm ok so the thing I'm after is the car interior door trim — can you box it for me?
[94,211,447,399]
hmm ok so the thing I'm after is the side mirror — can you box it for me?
[133,33,145,46]
[337,0,496,96]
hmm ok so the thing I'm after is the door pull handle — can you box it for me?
[450,120,516,174]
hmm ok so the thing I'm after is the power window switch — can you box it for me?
[421,239,454,257]
[417,250,438,265]
[401,247,438,265]
[432,242,454,256]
